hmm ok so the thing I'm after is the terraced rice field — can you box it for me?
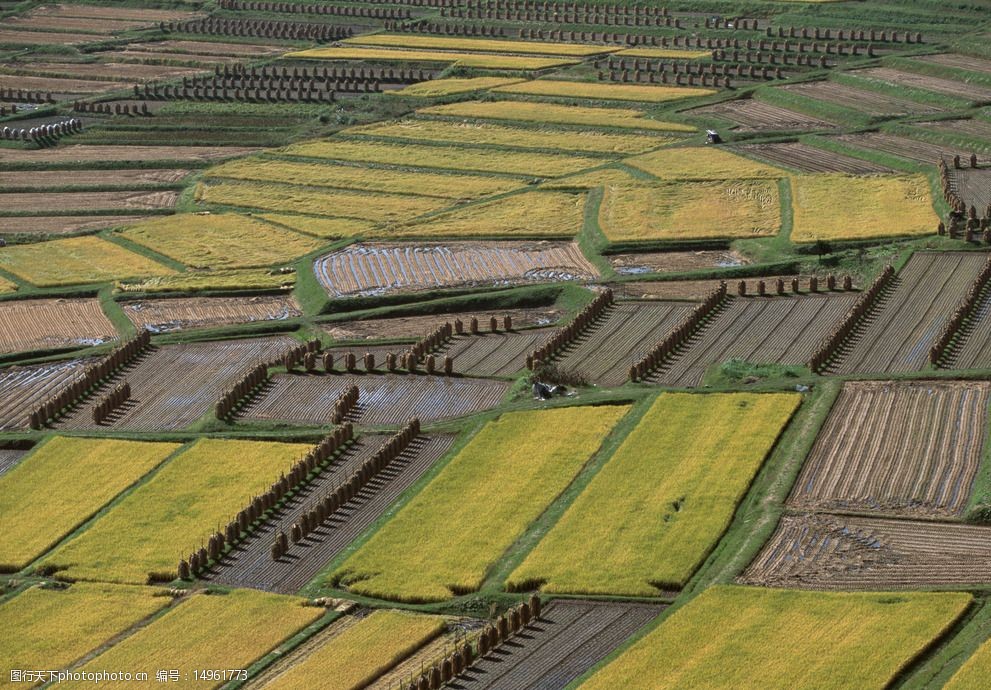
[121,295,300,333]
[0,145,256,165]
[259,214,375,239]
[331,406,629,602]
[0,437,179,572]
[0,235,173,287]
[125,39,285,57]
[832,131,976,164]
[742,514,991,590]
[455,600,662,690]
[734,142,893,174]
[116,267,295,294]
[0,215,148,236]
[946,634,991,689]
[915,53,991,75]
[948,166,991,213]
[0,359,87,430]
[0,190,178,212]
[343,34,612,57]
[239,373,510,427]
[66,589,322,689]
[0,447,25,476]
[780,80,946,116]
[686,98,837,132]
[852,67,991,102]
[0,169,190,189]
[509,392,800,595]
[650,294,859,387]
[789,380,990,518]
[946,284,991,369]
[626,146,784,180]
[313,242,598,298]
[419,100,695,132]
[0,297,117,354]
[322,307,562,340]
[55,336,296,431]
[433,329,554,377]
[607,250,746,275]
[289,47,580,71]
[551,301,695,386]
[917,117,991,142]
[3,60,204,81]
[0,29,107,45]
[206,434,455,593]
[42,438,312,584]
[394,192,585,239]
[391,76,525,97]
[0,74,130,94]
[790,174,938,242]
[582,586,971,690]
[832,252,987,374]
[492,80,716,103]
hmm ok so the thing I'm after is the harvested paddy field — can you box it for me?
[455,600,663,690]
[948,166,991,213]
[551,301,695,387]
[789,380,990,518]
[0,215,147,236]
[5,60,205,81]
[612,276,826,300]
[832,131,976,164]
[917,117,991,142]
[56,336,296,431]
[0,359,87,430]
[0,145,256,165]
[419,100,695,132]
[0,29,105,45]
[121,295,300,333]
[650,294,859,387]
[582,586,971,690]
[206,434,455,593]
[433,328,554,377]
[853,67,991,102]
[832,252,987,374]
[0,447,25,476]
[239,373,510,427]
[323,307,563,341]
[915,53,991,75]
[0,190,178,213]
[0,169,191,189]
[0,297,116,355]
[607,250,746,275]
[0,74,128,93]
[313,242,598,298]
[742,514,991,590]
[779,80,945,116]
[115,268,295,295]
[945,283,991,369]
[125,39,285,57]
[686,98,837,132]
[733,142,893,174]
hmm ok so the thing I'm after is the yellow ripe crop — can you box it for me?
[508,393,800,595]
[0,235,174,287]
[582,586,972,690]
[541,168,646,190]
[198,182,450,223]
[286,47,578,70]
[383,191,585,239]
[65,589,322,690]
[0,582,169,682]
[115,267,295,294]
[599,180,781,241]
[259,214,376,239]
[614,47,712,59]
[343,34,612,56]
[0,437,180,571]
[120,213,322,270]
[42,439,312,584]
[420,100,696,132]
[390,77,526,97]
[492,80,717,103]
[206,158,522,199]
[945,636,991,689]
[260,610,446,690]
[0,275,16,293]
[627,146,785,180]
[348,119,670,155]
[332,405,630,603]
[790,174,938,243]
[280,139,602,178]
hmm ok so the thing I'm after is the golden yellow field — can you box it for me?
[492,80,716,103]
[260,610,446,690]
[0,235,174,287]
[198,182,450,222]
[945,637,991,689]
[119,213,322,270]
[348,119,670,155]
[541,168,645,190]
[343,33,612,56]
[507,393,800,595]
[280,139,602,177]
[615,47,712,59]
[0,437,180,571]
[384,191,585,239]
[583,586,971,690]
[790,174,939,242]
[42,439,312,584]
[66,589,321,690]
[286,47,578,70]
[420,100,696,132]
[0,582,169,687]
[627,146,785,180]
[115,267,295,294]
[599,179,782,241]
[206,157,522,199]
[259,213,377,239]
[390,76,525,97]
[332,405,629,602]
[0,275,17,293]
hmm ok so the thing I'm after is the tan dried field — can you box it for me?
[122,295,301,333]
[0,74,127,93]
[0,145,256,164]
[0,298,117,354]
[0,190,178,212]
[0,169,190,189]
